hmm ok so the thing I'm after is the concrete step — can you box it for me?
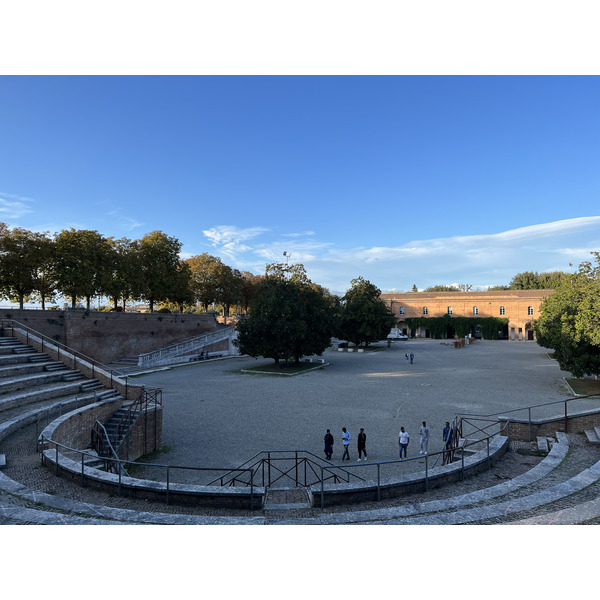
[537,436,550,452]
[584,429,600,444]
[0,371,86,394]
[0,381,93,414]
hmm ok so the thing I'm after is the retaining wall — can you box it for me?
[2,309,219,363]
[310,435,508,507]
[499,409,600,441]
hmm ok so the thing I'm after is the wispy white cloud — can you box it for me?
[194,217,600,294]
[106,209,143,232]
[202,225,270,259]
[0,192,34,220]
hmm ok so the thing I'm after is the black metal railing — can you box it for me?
[207,449,367,489]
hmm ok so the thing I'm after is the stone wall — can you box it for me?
[499,409,600,440]
[1,309,218,364]
[117,407,163,461]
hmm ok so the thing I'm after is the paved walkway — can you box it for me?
[131,338,582,479]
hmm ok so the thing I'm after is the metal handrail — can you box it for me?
[206,449,366,488]
[137,326,236,366]
[91,420,128,476]
[457,393,600,441]
[1,318,129,379]
[318,420,509,507]
[0,318,160,401]
[40,434,258,510]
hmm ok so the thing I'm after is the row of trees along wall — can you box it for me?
[0,224,263,315]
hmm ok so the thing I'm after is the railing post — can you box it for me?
[461,446,465,480]
[321,466,324,509]
[425,455,429,491]
[166,466,170,505]
[377,463,381,501]
[81,453,85,487]
[528,407,532,442]
[55,443,59,476]
[565,400,568,433]
[268,452,271,487]
[118,460,122,496]
[295,451,298,487]
[250,470,254,511]
[487,437,490,469]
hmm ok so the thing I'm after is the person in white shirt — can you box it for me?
[419,421,430,454]
[398,426,409,459]
[341,427,351,460]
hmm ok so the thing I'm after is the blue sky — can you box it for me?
[1,75,599,296]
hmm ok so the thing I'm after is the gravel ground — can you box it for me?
[131,338,583,478]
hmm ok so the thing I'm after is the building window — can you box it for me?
[423,306,428,315]
[448,306,453,315]
[528,306,534,316]
[473,306,478,315]
[399,307,404,315]
[500,306,505,316]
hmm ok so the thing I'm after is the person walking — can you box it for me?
[409,352,414,364]
[442,421,454,465]
[341,427,351,460]
[398,426,409,459]
[324,429,334,461]
[405,353,409,363]
[419,421,429,455]
[357,428,367,461]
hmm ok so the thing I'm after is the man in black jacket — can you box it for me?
[357,428,367,461]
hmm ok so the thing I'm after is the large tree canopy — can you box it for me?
[338,276,396,347]
[234,262,337,365]
[534,252,600,377]
[0,227,52,309]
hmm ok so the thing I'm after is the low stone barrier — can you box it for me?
[499,408,600,441]
[309,435,508,507]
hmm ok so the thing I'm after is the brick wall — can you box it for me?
[499,409,600,440]
[1,308,218,363]
[117,407,163,460]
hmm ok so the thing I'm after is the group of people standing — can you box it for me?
[324,427,368,462]
[323,420,454,464]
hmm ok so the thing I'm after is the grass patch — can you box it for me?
[126,445,172,474]
[241,361,325,375]
[516,448,547,457]
[566,378,600,396]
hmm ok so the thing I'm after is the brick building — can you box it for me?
[380,290,554,341]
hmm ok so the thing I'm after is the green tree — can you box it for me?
[54,229,113,309]
[101,238,142,310]
[234,262,336,365]
[135,231,183,313]
[238,270,263,314]
[534,253,600,377]
[338,277,396,347]
[425,284,460,292]
[186,253,225,312]
[0,227,52,309]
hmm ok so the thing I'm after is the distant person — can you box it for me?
[409,352,414,364]
[398,426,409,459]
[357,428,367,461]
[405,353,409,363]
[443,421,454,465]
[341,427,351,460]
[419,421,429,455]
[324,429,334,461]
